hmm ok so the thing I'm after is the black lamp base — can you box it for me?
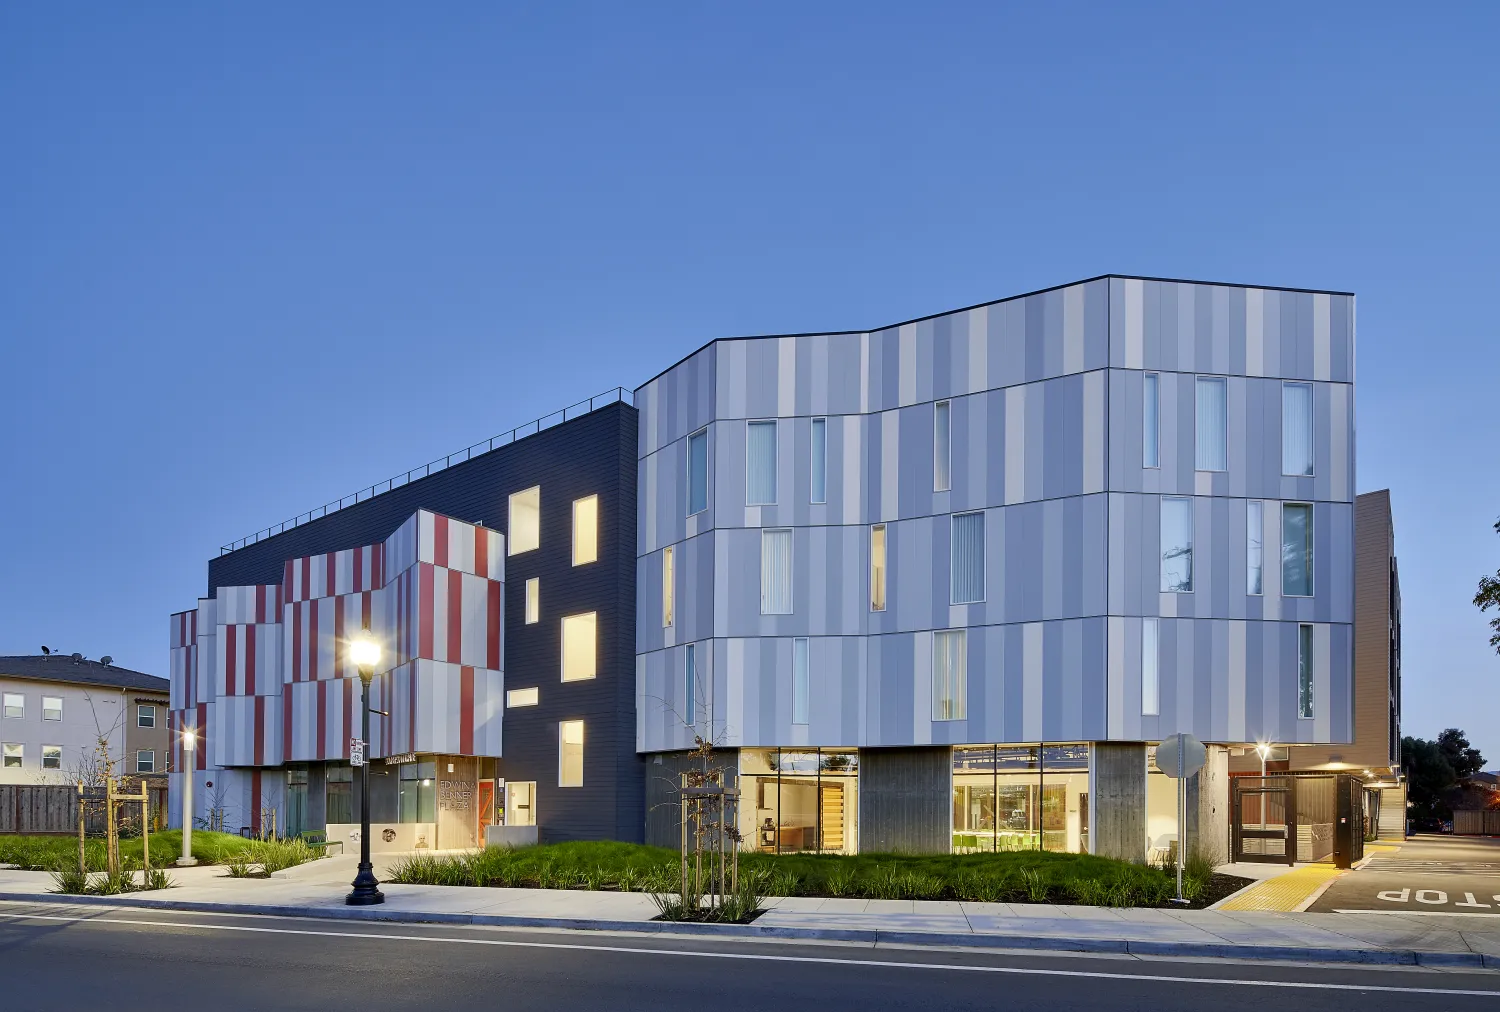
[347,864,385,906]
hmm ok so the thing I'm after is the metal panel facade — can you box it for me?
[635,277,1355,753]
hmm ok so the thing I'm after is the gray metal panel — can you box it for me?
[858,746,951,853]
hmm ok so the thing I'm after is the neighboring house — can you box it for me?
[172,275,1360,860]
[0,654,171,785]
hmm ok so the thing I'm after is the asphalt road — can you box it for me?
[1310,834,1500,914]
[0,901,1497,1011]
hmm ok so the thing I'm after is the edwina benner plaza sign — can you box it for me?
[440,779,473,811]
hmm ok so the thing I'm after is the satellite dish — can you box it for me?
[101,655,113,666]
[71,652,83,663]
[41,646,50,656]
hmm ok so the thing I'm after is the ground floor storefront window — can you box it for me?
[738,748,858,855]
[1146,746,1180,865]
[952,745,1089,853]
[325,764,353,823]
[398,761,437,823]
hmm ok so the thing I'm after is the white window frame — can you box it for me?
[746,419,778,506]
[525,577,540,625]
[506,687,539,708]
[42,745,62,770]
[136,750,155,774]
[950,511,986,605]
[810,417,827,504]
[560,612,598,682]
[1281,381,1315,477]
[1281,502,1315,598]
[792,638,810,726]
[1194,375,1228,472]
[869,523,887,613]
[1142,618,1160,716]
[932,629,967,721]
[2,693,23,719]
[507,485,541,556]
[2,743,21,768]
[1297,624,1315,719]
[934,399,952,492]
[138,704,156,728]
[42,695,62,721]
[571,494,599,566]
[760,528,794,615]
[686,428,709,516]
[661,546,675,627]
[558,720,584,788]
[1143,372,1160,468]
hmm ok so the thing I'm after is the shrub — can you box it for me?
[49,865,90,895]
[144,867,175,891]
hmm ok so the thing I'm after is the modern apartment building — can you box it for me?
[171,275,1366,860]
[1,654,171,785]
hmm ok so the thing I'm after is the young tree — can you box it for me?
[1476,515,1500,652]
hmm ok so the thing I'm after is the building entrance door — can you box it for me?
[1232,777,1295,865]
[506,782,535,827]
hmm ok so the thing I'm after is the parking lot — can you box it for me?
[1310,834,1500,913]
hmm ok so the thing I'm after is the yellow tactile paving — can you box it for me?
[1216,863,1345,912]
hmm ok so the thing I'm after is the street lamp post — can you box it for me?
[177,729,197,867]
[347,632,384,906]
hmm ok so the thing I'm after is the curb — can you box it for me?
[1,890,1495,969]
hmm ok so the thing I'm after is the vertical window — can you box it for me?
[1194,376,1227,471]
[2,743,20,768]
[869,524,887,612]
[933,630,967,721]
[508,486,540,555]
[136,750,155,774]
[1142,618,1159,716]
[42,696,62,721]
[524,577,540,624]
[1281,503,1313,597]
[950,511,986,604]
[746,420,778,505]
[810,417,827,504]
[506,687,539,708]
[934,399,952,492]
[571,494,598,566]
[138,704,156,728]
[687,428,709,516]
[3,693,23,719]
[1246,501,1264,595]
[559,720,585,787]
[1282,382,1314,476]
[1160,497,1194,592]
[760,528,793,614]
[1143,373,1160,468]
[792,638,810,725]
[42,745,61,770]
[661,546,675,627]
[398,762,437,822]
[325,766,353,823]
[560,612,597,681]
[1297,624,1314,719]
[684,644,696,727]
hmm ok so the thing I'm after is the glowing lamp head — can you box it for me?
[1255,743,1271,760]
[183,728,197,751]
[350,634,382,673]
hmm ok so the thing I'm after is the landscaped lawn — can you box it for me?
[0,830,258,872]
[388,840,1247,908]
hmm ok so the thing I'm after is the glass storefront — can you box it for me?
[1145,745,1180,865]
[738,748,858,854]
[398,761,437,823]
[325,764,353,824]
[953,744,1090,853]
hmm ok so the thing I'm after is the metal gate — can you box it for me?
[1232,776,1296,865]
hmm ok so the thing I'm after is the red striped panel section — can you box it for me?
[447,568,462,663]
[250,771,262,836]
[253,696,265,766]
[473,524,488,578]
[308,599,319,681]
[487,581,501,670]
[246,625,257,695]
[434,514,449,568]
[225,624,238,695]
[419,564,434,660]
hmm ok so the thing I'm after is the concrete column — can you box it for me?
[1186,744,1230,865]
[1090,743,1146,863]
[858,747,951,854]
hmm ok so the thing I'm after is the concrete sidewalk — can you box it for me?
[2,856,1497,968]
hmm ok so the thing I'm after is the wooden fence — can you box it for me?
[0,783,168,835]
[1453,809,1500,836]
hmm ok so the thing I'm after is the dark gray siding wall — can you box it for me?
[641,750,738,848]
[858,747,951,854]
[1091,743,1146,862]
[208,403,643,844]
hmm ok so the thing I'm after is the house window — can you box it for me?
[138,704,156,728]
[1160,497,1194,593]
[2,693,22,719]
[869,524,887,612]
[662,546,675,627]
[934,400,952,492]
[136,750,155,774]
[559,720,585,787]
[572,495,599,566]
[1143,373,1160,468]
[1298,624,1314,719]
[933,630,967,721]
[42,745,61,770]
[1282,503,1314,597]
[42,696,62,722]
[560,613,597,681]
[1247,501,1264,595]
[525,577,540,625]
[687,428,709,516]
[1282,382,1314,476]
[508,486,541,555]
[760,529,793,615]
[950,511,985,604]
[507,687,539,708]
[1142,618,1159,716]
[684,644,697,727]
[326,765,353,823]
[1194,376,1227,471]
[792,638,810,725]
[746,420,778,505]
[2,743,20,768]
[398,761,437,823]
[810,417,827,504]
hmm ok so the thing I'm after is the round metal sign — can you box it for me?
[1157,732,1206,779]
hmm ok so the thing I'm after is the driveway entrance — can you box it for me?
[1308,834,1500,914]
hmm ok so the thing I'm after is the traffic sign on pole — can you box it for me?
[1157,732,1206,904]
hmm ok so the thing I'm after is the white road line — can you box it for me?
[0,910,1497,997]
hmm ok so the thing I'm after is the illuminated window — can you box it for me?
[561,612,597,681]
[933,631,966,721]
[525,577,539,624]
[507,687,538,708]
[572,494,598,566]
[559,720,584,787]
[508,486,540,555]
[870,524,887,612]
[662,547,675,627]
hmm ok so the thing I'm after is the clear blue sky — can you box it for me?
[2,4,1496,762]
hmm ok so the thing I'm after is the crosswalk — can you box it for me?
[1360,856,1500,875]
